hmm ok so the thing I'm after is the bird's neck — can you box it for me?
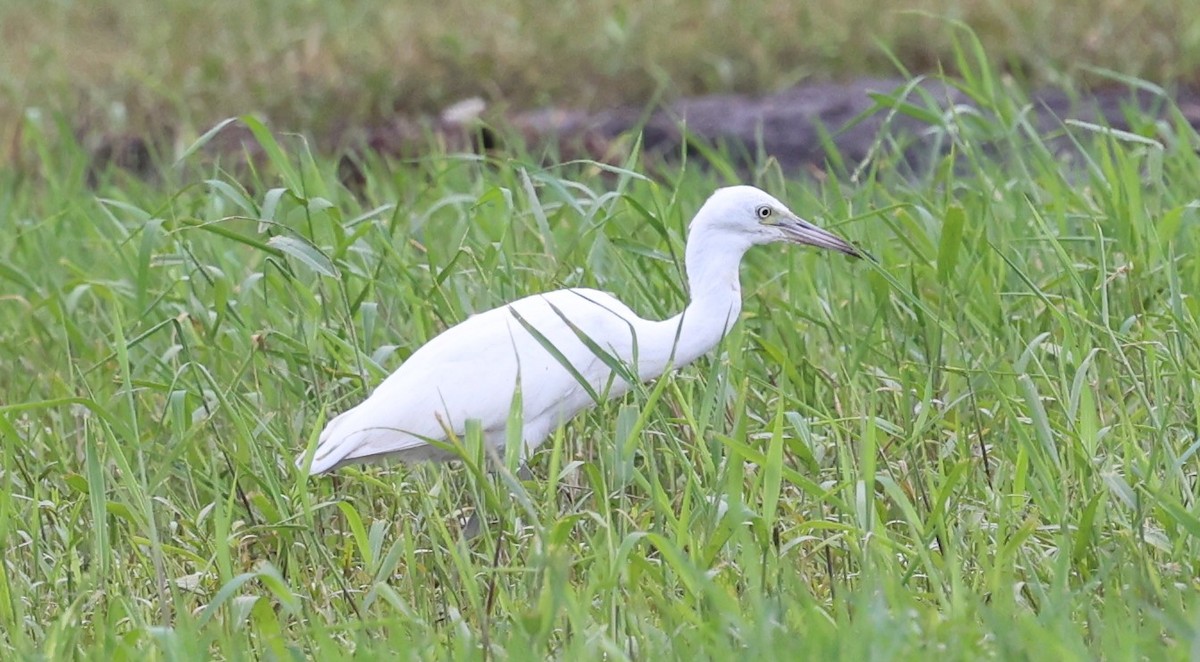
[640,234,750,376]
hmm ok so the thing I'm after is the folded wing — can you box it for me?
[302,288,643,474]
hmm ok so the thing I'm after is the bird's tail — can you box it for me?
[299,403,455,475]
[298,409,358,475]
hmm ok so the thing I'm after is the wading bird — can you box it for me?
[299,186,860,475]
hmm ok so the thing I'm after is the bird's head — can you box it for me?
[692,185,861,258]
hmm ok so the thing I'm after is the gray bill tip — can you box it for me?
[784,218,865,259]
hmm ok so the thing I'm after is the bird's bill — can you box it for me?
[779,216,862,257]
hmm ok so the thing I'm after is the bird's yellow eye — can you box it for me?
[756,205,772,220]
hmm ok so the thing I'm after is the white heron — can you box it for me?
[298,185,860,475]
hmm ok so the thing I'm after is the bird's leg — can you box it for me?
[516,461,533,481]
[462,510,484,539]
[461,457,535,540]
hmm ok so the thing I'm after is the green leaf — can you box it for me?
[937,204,966,284]
[0,262,38,292]
[761,401,786,535]
[174,116,239,165]
[267,235,339,277]
[239,114,302,189]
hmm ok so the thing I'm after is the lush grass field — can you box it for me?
[5,17,1200,661]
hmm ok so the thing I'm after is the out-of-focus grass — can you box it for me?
[3,30,1200,656]
[1,0,1198,144]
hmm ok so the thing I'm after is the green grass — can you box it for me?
[5,35,1200,659]
[2,0,1199,151]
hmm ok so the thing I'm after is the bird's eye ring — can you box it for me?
[756,205,772,220]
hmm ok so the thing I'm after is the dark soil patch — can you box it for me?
[89,78,1200,184]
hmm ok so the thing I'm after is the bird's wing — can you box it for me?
[304,287,643,473]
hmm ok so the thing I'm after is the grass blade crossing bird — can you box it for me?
[298,186,861,475]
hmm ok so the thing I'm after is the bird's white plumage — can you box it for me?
[309,288,643,472]
[301,186,859,474]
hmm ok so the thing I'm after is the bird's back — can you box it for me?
[303,287,646,473]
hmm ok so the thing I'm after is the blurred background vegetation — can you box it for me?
[2,0,1198,146]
